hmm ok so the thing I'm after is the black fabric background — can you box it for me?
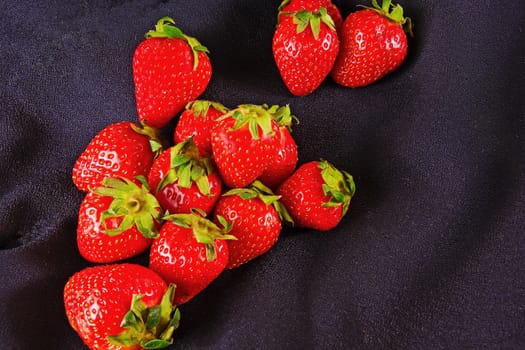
[1,1,524,349]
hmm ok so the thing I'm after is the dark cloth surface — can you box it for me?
[1,0,524,349]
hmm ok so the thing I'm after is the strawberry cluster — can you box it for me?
[65,14,356,350]
[273,0,413,95]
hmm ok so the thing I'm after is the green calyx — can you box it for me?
[163,210,236,261]
[223,180,294,225]
[91,176,162,239]
[261,104,299,132]
[145,16,210,70]
[219,104,276,140]
[360,0,413,37]
[131,122,166,159]
[186,100,229,118]
[107,284,180,349]
[281,7,336,40]
[156,138,215,196]
[318,160,356,216]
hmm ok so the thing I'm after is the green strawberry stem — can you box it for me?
[318,160,356,216]
[280,7,336,40]
[91,176,162,239]
[156,137,215,196]
[360,0,413,36]
[218,104,276,140]
[186,100,229,118]
[107,284,180,349]
[145,16,210,70]
[163,210,236,261]
[262,104,299,132]
[223,180,294,225]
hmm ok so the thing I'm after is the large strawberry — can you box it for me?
[273,4,339,96]
[212,181,292,269]
[278,0,343,30]
[211,104,281,188]
[147,138,222,216]
[331,0,413,87]
[72,121,163,192]
[149,211,235,305]
[64,263,180,350]
[174,100,229,156]
[77,176,162,263]
[277,159,356,231]
[133,17,212,128]
[257,104,299,189]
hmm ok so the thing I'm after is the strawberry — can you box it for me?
[147,138,222,216]
[257,104,299,189]
[278,0,343,30]
[277,160,356,231]
[77,176,162,263]
[331,0,413,88]
[133,17,212,128]
[64,263,180,350]
[72,121,163,192]
[174,100,229,156]
[212,181,292,269]
[211,104,281,188]
[273,4,339,96]
[149,211,235,305]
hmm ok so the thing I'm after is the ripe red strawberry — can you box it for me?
[212,181,292,269]
[257,104,299,189]
[273,5,339,96]
[276,160,356,231]
[72,121,163,192]
[133,17,212,128]
[77,176,162,263]
[149,211,235,305]
[211,104,281,188]
[147,138,222,216]
[278,0,343,30]
[64,263,180,350]
[331,0,413,87]
[174,100,229,156]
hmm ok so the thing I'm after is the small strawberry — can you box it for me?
[273,4,339,96]
[213,181,292,269]
[277,160,356,231]
[149,211,235,305]
[147,138,222,216]
[174,100,229,156]
[257,104,299,189]
[331,0,413,88]
[133,17,212,128]
[72,121,163,192]
[211,104,281,188]
[64,263,180,350]
[278,0,343,30]
[77,176,162,263]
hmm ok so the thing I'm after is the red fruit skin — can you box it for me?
[213,195,281,269]
[272,13,339,96]
[277,161,343,231]
[72,122,155,192]
[77,192,154,263]
[174,105,225,157]
[331,9,408,88]
[211,117,280,189]
[64,264,168,350]
[149,221,229,305]
[279,0,343,30]
[258,126,298,189]
[147,146,222,215]
[133,38,212,128]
